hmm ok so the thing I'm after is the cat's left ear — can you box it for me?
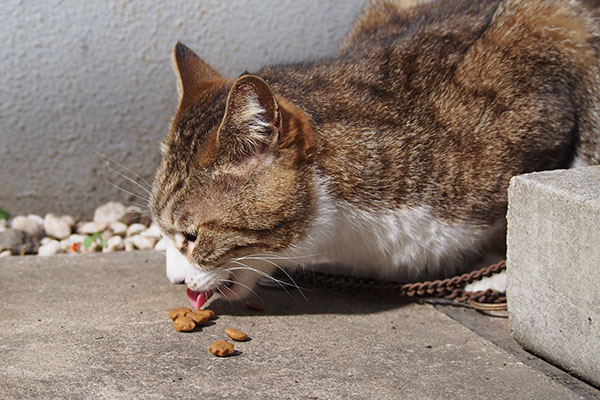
[172,42,225,111]
[217,75,282,160]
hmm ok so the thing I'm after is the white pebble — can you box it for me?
[38,240,62,256]
[108,221,128,237]
[59,215,76,227]
[43,214,72,240]
[40,237,54,245]
[94,201,127,224]
[27,214,44,225]
[154,238,167,251]
[0,249,11,257]
[59,239,71,251]
[0,219,6,231]
[60,234,88,252]
[11,215,42,237]
[103,235,124,252]
[126,223,147,237]
[142,223,162,239]
[69,233,88,244]
[123,237,135,251]
[77,221,108,234]
[131,235,156,250]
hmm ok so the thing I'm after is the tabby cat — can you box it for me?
[151,0,600,309]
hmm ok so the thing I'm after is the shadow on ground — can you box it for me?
[208,284,414,317]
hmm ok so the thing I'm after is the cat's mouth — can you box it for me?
[182,259,273,309]
[186,281,234,310]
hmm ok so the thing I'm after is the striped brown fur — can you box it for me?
[152,0,600,283]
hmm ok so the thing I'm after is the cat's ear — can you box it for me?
[217,75,281,160]
[172,42,224,109]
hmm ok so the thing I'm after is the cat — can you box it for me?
[151,0,600,309]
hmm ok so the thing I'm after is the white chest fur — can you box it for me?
[286,175,500,281]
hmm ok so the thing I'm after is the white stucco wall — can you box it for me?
[1,0,367,218]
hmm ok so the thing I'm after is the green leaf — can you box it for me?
[84,233,107,250]
[0,208,9,221]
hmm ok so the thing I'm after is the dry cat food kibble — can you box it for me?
[188,310,211,325]
[169,307,192,320]
[197,309,216,320]
[225,328,249,342]
[169,307,217,332]
[209,340,235,357]
[173,316,196,332]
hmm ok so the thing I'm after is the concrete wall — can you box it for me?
[1,0,367,218]
[507,167,600,387]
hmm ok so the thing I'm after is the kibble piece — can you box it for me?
[188,310,211,325]
[225,328,249,341]
[169,307,192,321]
[201,309,216,320]
[209,340,235,357]
[173,316,196,332]
[190,309,215,320]
[245,301,264,311]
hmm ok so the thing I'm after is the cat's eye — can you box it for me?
[183,232,197,243]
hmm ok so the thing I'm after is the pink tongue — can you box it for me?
[187,288,213,310]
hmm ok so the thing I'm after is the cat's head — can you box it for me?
[151,43,318,308]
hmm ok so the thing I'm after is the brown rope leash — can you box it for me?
[286,260,507,306]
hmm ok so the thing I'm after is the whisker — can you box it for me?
[240,256,303,268]
[101,177,150,204]
[225,262,296,290]
[218,278,263,302]
[126,202,152,212]
[225,261,308,298]
[104,161,152,197]
[95,151,153,190]
[244,252,322,261]
[215,285,234,306]
[234,256,308,301]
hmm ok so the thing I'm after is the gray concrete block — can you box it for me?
[507,166,600,387]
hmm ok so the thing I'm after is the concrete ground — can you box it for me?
[1,251,598,399]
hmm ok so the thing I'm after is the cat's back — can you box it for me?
[261,0,600,225]
[338,0,502,58]
[269,0,599,128]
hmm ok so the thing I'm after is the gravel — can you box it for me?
[43,214,71,240]
[0,228,39,255]
[10,215,42,238]
[0,202,164,256]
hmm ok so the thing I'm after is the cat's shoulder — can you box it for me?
[340,0,597,55]
[338,0,492,53]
